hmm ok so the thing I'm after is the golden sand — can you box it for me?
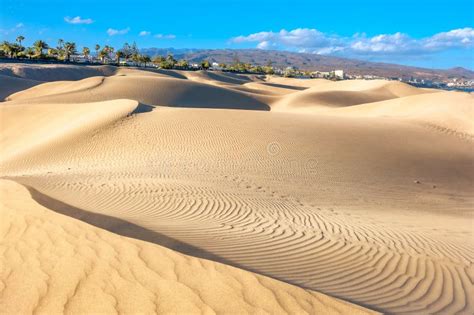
[1,63,473,314]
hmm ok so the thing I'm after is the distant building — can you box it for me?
[334,70,344,79]
[310,71,330,78]
[70,55,89,63]
[210,62,222,70]
[273,68,284,75]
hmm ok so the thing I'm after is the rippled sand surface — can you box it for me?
[1,63,473,314]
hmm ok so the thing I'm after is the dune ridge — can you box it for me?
[0,74,41,100]
[1,63,473,314]
[7,75,271,110]
[0,63,117,81]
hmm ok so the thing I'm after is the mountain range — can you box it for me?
[140,48,474,81]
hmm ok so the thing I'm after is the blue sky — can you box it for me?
[1,0,473,69]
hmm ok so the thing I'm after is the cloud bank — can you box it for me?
[64,16,94,24]
[107,27,130,36]
[154,34,176,39]
[139,31,175,39]
[231,27,474,58]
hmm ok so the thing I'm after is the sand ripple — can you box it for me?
[1,64,473,314]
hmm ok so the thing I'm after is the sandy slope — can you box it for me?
[0,179,374,314]
[329,91,474,137]
[7,74,270,110]
[0,63,117,81]
[271,80,436,112]
[1,63,473,314]
[0,74,41,100]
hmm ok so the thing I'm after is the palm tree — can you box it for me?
[152,55,165,65]
[115,50,124,65]
[94,44,100,61]
[177,59,189,69]
[98,49,108,63]
[63,42,76,61]
[25,47,35,59]
[82,47,90,61]
[16,35,25,50]
[0,41,21,58]
[201,60,210,70]
[1,41,13,58]
[58,39,64,49]
[140,55,151,68]
[33,40,48,56]
[47,48,58,58]
[131,53,140,65]
[100,45,114,62]
[166,53,176,68]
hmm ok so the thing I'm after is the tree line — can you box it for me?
[0,36,275,74]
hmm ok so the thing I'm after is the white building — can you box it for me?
[70,55,89,63]
[334,70,344,79]
[210,62,222,70]
[119,60,139,67]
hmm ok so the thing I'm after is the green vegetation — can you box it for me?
[63,42,76,61]
[33,40,48,56]
[201,60,210,70]
[16,36,24,50]
[82,47,90,60]
[0,36,283,75]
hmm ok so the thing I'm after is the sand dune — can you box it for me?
[0,99,142,164]
[271,80,436,112]
[0,63,117,81]
[0,63,118,100]
[7,73,270,110]
[185,70,257,85]
[0,74,40,100]
[1,63,473,314]
[0,179,374,314]
[330,91,474,138]
[5,76,105,101]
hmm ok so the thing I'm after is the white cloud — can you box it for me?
[139,31,151,36]
[311,46,345,55]
[64,16,94,24]
[107,27,130,36]
[257,41,271,49]
[0,22,24,35]
[154,34,176,39]
[232,28,341,50]
[423,28,474,50]
[231,27,474,58]
[350,32,417,53]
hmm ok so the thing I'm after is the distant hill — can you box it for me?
[140,48,474,81]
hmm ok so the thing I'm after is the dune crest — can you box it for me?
[7,74,270,110]
[0,99,142,166]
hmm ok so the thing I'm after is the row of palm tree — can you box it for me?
[1,36,77,61]
[1,36,276,74]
